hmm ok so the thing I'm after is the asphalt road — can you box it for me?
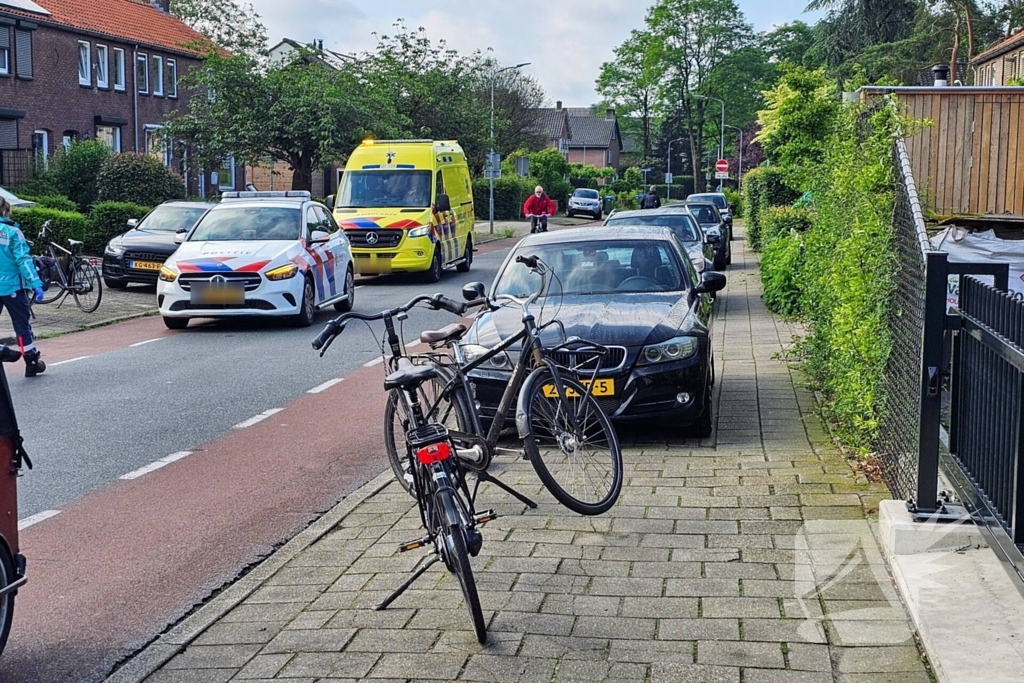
[0,241,515,683]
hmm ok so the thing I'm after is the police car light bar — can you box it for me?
[220,191,312,200]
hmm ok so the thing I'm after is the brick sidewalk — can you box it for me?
[116,232,928,683]
[0,284,157,345]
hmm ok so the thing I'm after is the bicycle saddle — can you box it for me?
[384,357,437,391]
[68,239,84,247]
[420,323,467,346]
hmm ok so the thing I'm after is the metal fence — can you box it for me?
[0,150,36,188]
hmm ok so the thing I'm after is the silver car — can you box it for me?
[567,188,603,220]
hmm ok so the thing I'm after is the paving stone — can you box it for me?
[608,639,695,663]
[262,629,355,654]
[488,611,575,636]
[832,646,929,673]
[518,634,609,660]
[554,660,648,682]
[697,640,785,668]
[658,619,740,641]
[701,597,781,619]
[742,618,827,644]
[786,643,832,671]
[143,670,237,683]
[285,611,337,631]
[588,576,664,596]
[194,621,288,646]
[540,594,621,617]
[556,559,632,577]
[164,644,262,670]
[599,546,671,562]
[665,579,739,597]
[459,653,557,682]
[345,628,439,653]
[573,615,657,639]
[621,596,699,618]
[703,562,778,579]
[233,653,293,679]
[649,662,741,682]
[367,653,467,679]
[743,669,832,683]
[431,630,523,656]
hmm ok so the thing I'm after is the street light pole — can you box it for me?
[694,94,725,168]
[724,124,744,190]
[666,137,685,201]
[489,62,531,234]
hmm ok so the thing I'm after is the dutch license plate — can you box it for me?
[543,378,615,399]
[192,284,244,305]
[129,260,163,271]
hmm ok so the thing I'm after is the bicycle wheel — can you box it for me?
[437,487,486,644]
[0,543,15,657]
[72,262,102,313]
[384,361,473,496]
[37,275,66,305]
[520,368,623,515]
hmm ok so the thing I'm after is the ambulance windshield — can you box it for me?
[338,170,432,209]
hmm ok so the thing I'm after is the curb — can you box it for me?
[104,469,395,683]
[0,309,159,346]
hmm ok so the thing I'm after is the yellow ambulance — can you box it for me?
[330,140,475,282]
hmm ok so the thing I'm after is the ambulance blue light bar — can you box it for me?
[220,191,312,201]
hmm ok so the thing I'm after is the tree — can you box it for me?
[805,0,919,76]
[762,21,820,67]
[487,67,547,155]
[597,30,663,159]
[170,0,268,58]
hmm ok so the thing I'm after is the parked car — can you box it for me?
[603,208,715,274]
[681,201,731,270]
[0,187,34,208]
[157,191,354,330]
[567,188,603,220]
[102,201,215,288]
[687,192,733,229]
[460,226,725,436]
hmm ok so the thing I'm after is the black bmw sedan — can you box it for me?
[461,226,725,436]
[102,201,215,288]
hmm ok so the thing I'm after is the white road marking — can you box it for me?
[18,509,60,530]
[120,451,193,480]
[232,408,284,429]
[52,355,92,366]
[308,378,344,394]
[405,339,422,349]
[130,338,163,348]
[363,357,384,368]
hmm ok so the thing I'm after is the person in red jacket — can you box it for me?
[523,186,556,233]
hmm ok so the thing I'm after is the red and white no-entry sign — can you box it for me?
[715,159,729,173]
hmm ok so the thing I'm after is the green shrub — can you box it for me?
[97,153,186,206]
[743,167,799,250]
[12,174,59,198]
[760,229,805,316]
[615,191,638,210]
[17,195,78,212]
[760,206,813,247]
[87,201,152,254]
[50,140,112,211]
[10,207,89,251]
[723,187,744,217]
[472,176,570,220]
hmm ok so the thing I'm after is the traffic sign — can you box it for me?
[715,171,730,179]
[715,159,729,173]
[664,173,673,184]
[641,167,652,173]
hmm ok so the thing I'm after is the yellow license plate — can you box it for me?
[543,378,615,399]
[129,260,163,271]
[194,287,244,305]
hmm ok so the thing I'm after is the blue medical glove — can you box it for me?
[34,287,44,302]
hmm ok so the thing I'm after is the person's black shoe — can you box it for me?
[24,350,45,377]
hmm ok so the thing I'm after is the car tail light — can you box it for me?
[416,441,452,466]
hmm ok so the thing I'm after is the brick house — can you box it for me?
[0,0,244,195]
[526,101,572,157]
[566,107,622,170]
[973,29,1024,85]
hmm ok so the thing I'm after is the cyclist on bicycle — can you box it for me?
[523,186,556,234]
[0,197,46,377]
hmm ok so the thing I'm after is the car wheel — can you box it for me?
[695,380,714,438]
[456,235,473,273]
[291,276,316,327]
[423,246,442,284]
[335,266,355,312]
[104,278,128,290]
[567,210,575,218]
[713,249,726,271]
[595,211,602,221]
[163,316,189,330]
[726,241,732,265]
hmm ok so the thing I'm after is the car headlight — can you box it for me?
[105,243,124,256]
[408,226,431,238]
[639,336,699,365]
[265,264,300,281]
[705,227,721,238]
[159,266,178,282]
[461,343,515,369]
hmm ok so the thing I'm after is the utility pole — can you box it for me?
[724,124,744,190]
[666,137,685,202]
[490,62,531,234]
[694,94,725,164]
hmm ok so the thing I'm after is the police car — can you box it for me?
[157,191,354,330]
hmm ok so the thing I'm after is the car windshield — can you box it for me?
[574,189,600,199]
[605,214,701,243]
[338,170,432,208]
[690,194,727,209]
[495,240,687,297]
[139,206,209,232]
[687,205,720,225]
[190,207,301,242]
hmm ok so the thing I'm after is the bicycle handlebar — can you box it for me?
[312,293,468,353]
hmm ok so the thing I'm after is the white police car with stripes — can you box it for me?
[156,191,354,330]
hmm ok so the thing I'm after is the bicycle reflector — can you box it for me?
[415,441,452,466]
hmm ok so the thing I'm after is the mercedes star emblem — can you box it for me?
[366,232,380,245]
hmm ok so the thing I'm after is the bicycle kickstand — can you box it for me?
[475,470,538,509]
[373,555,441,611]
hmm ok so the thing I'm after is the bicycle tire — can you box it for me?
[384,361,473,496]
[72,262,102,313]
[37,279,66,305]
[438,487,486,644]
[520,368,623,516]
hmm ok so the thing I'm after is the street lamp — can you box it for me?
[724,124,744,190]
[693,94,725,166]
[666,137,685,201]
[490,61,531,234]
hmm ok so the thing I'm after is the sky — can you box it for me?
[247,0,823,106]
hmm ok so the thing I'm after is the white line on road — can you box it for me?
[363,357,384,368]
[232,408,284,430]
[52,356,92,366]
[308,378,344,394]
[120,451,193,480]
[18,509,61,530]
[130,338,164,348]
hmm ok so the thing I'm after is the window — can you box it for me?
[0,119,17,150]
[113,48,125,91]
[96,125,121,152]
[0,27,9,76]
[166,59,177,97]
[136,53,148,93]
[78,41,91,86]
[218,156,236,190]
[144,125,169,166]
[32,130,48,169]
[305,206,320,238]
[95,44,108,88]
[62,131,77,151]
[152,54,163,96]
[15,29,31,79]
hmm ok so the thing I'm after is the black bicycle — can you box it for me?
[33,220,102,313]
[384,255,624,516]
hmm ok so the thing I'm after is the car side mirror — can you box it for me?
[325,195,335,210]
[311,230,330,243]
[462,281,486,302]
[695,272,726,294]
[127,219,138,229]
[173,233,185,245]
[705,233,721,245]
[435,193,452,213]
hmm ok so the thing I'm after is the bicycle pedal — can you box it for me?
[474,510,499,525]
[398,536,431,553]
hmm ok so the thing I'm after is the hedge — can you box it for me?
[11,207,89,251]
[743,167,800,250]
[97,153,186,207]
[471,176,572,220]
[17,195,79,212]
[760,229,805,316]
[87,201,152,254]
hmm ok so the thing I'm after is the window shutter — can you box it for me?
[0,119,17,150]
[0,27,10,51]
[15,29,31,78]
